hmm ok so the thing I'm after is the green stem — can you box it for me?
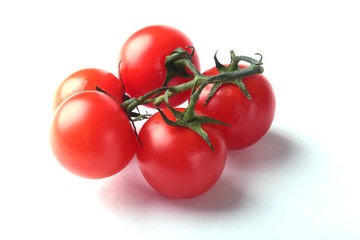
[120,50,263,115]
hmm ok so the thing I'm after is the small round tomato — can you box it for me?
[52,68,124,112]
[118,25,200,108]
[50,91,137,179]
[136,108,227,199]
[195,64,276,150]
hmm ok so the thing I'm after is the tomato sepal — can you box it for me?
[204,51,260,105]
[162,47,196,88]
[156,90,230,151]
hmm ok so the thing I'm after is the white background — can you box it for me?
[1,0,359,239]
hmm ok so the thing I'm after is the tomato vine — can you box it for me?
[117,47,264,149]
[50,24,275,196]
[120,48,263,113]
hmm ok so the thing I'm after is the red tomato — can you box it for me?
[50,91,137,179]
[118,25,200,108]
[136,108,227,198]
[52,68,124,111]
[195,64,276,150]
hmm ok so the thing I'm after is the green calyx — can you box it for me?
[201,51,263,107]
[157,90,230,151]
[162,47,199,88]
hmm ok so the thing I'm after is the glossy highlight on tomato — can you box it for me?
[136,108,227,199]
[195,64,276,150]
[52,68,124,112]
[118,25,200,108]
[50,91,137,179]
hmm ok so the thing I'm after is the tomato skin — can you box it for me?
[50,91,136,179]
[136,108,227,198]
[52,68,124,112]
[119,25,200,108]
[195,65,276,150]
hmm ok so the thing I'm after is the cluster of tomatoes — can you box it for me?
[50,25,276,199]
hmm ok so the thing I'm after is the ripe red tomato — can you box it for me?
[118,25,200,108]
[195,64,276,150]
[136,108,227,198]
[52,68,124,111]
[50,91,137,179]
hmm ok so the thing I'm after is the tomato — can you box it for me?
[52,68,124,111]
[50,91,137,179]
[136,108,227,198]
[118,25,200,108]
[195,64,276,150]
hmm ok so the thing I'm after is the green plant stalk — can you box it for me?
[120,53,263,115]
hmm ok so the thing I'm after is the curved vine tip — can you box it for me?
[254,53,263,64]
[186,46,195,58]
